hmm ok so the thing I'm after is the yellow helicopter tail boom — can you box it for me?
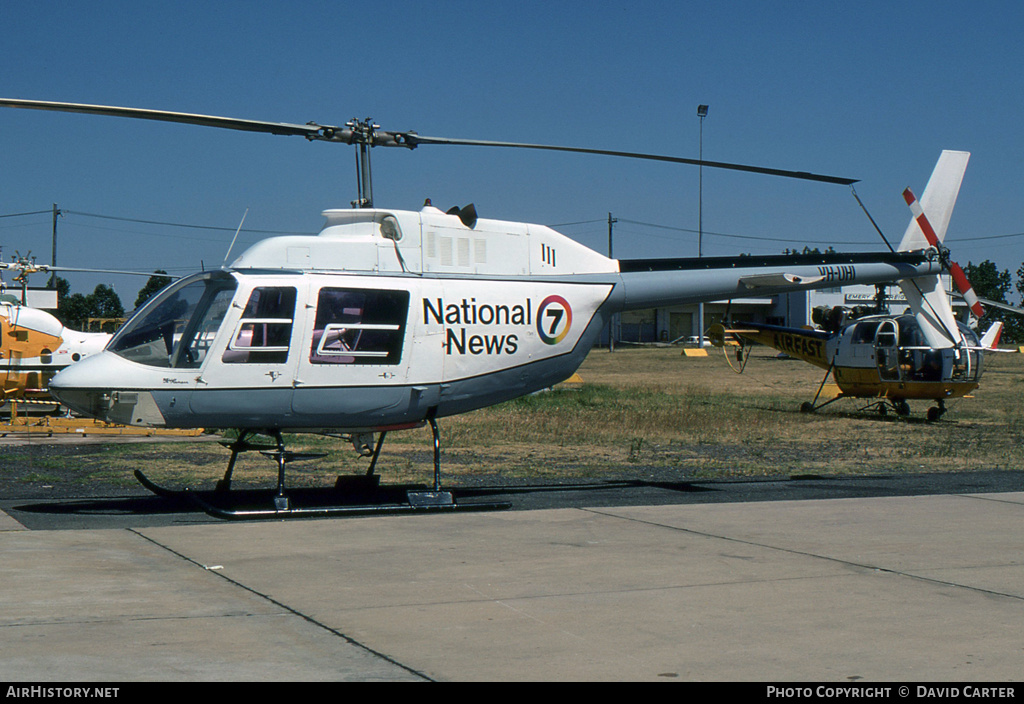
[709,322,831,370]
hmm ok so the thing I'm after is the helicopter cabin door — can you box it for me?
[874,319,901,382]
[189,283,302,424]
[291,282,427,427]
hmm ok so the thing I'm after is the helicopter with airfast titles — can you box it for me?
[711,150,1005,422]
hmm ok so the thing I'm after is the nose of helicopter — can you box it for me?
[49,353,118,419]
[49,352,168,427]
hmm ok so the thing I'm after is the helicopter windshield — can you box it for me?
[957,321,980,347]
[109,272,237,368]
[892,314,981,348]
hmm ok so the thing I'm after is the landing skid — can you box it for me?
[134,419,511,519]
[189,487,484,520]
[134,469,497,519]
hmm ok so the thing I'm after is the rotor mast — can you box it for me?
[348,118,379,208]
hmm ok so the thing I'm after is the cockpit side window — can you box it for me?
[310,288,409,365]
[223,287,297,364]
[176,286,236,368]
[850,321,880,344]
[875,320,898,347]
[957,322,980,347]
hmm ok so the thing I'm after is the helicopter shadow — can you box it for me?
[755,403,955,426]
[12,493,198,518]
[10,477,716,520]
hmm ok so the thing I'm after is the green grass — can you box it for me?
[5,345,1023,491]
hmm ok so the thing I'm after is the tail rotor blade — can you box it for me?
[903,187,940,248]
[948,262,985,317]
[903,187,984,317]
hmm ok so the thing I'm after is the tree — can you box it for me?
[55,291,91,330]
[963,260,1018,341]
[89,284,124,319]
[134,270,172,309]
[55,282,124,332]
[782,246,837,255]
[964,260,1012,302]
[1010,263,1024,343]
[52,276,71,303]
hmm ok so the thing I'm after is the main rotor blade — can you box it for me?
[402,134,859,185]
[0,99,858,185]
[0,262,176,278]
[0,98,338,140]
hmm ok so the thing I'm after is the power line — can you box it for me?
[7,206,1024,249]
[63,210,311,235]
[2,207,314,235]
[956,231,1024,242]
[555,212,1024,247]
[62,219,258,244]
[0,209,53,219]
[549,218,607,228]
[616,217,874,246]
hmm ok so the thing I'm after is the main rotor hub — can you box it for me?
[345,118,378,144]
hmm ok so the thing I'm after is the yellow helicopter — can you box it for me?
[0,257,112,405]
[0,99,953,517]
[710,150,1003,421]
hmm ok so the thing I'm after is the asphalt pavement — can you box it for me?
[1,470,1023,682]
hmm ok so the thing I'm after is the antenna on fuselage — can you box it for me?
[223,208,249,266]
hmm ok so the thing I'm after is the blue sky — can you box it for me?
[2,1,1023,305]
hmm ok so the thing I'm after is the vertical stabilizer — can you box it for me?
[897,150,970,349]
[897,150,969,252]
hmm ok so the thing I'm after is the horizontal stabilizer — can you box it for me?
[980,322,1004,350]
[969,295,1024,317]
[707,324,758,347]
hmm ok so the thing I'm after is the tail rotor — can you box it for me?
[903,187,984,318]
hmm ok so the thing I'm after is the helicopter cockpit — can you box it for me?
[839,313,981,384]
[109,271,238,369]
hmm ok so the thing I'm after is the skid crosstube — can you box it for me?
[133,418,511,519]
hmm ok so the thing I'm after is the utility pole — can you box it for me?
[607,211,617,259]
[50,203,61,288]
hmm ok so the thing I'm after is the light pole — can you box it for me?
[608,212,617,351]
[697,104,708,347]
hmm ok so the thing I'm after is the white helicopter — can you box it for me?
[0,99,951,517]
[710,152,1007,421]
